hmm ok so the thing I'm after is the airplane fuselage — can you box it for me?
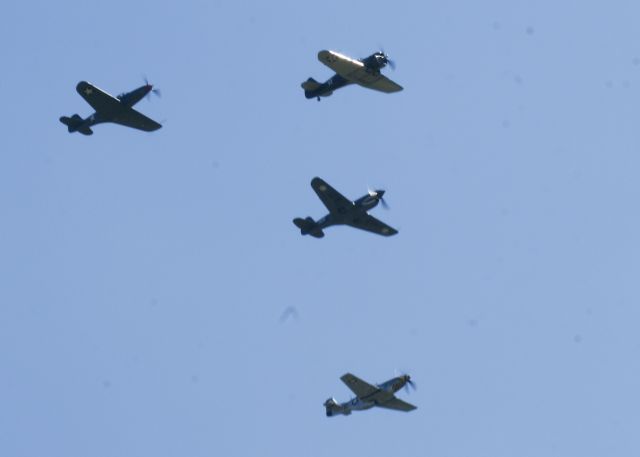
[116,84,152,108]
[304,74,352,99]
[314,192,382,230]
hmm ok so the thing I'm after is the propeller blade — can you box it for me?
[152,88,162,98]
[404,378,416,393]
[378,47,396,70]
[380,197,389,210]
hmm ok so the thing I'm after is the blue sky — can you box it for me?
[1,1,640,456]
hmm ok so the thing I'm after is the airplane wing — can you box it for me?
[317,51,403,93]
[76,81,121,113]
[311,177,353,215]
[365,75,403,93]
[348,214,398,236]
[340,373,379,399]
[318,50,364,76]
[111,108,162,132]
[377,397,417,412]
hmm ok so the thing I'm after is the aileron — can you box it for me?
[348,214,398,237]
[112,108,162,132]
[378,397,417,412]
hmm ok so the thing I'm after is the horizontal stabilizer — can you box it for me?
[59,114,92,135]
[293,217,324,238]
[301,77,321,91]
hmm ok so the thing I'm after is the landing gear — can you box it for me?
[317,96,321,102]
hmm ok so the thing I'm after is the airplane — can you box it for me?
[324,372,417,417]
[60,80,162,135]
[293,177,398,238]
[301,50,403,100]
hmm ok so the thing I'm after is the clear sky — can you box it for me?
[1,0,639,456]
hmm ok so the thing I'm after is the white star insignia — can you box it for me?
[84,87,93,95]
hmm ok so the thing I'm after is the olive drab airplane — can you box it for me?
[324,373,417,416]
[60,80,162,135]
[293,177,398,238]
[301,50,403,100]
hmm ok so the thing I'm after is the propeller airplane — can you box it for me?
[293,177,398,238]
[324,372,417,417]
[60,79,162,135]
[301,50,403,100]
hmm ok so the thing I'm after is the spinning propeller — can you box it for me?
[395,370,416,393]
[143,76,162,99]
[404,375,417,393]
[378,47,396,70]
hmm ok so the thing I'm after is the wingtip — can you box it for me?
[317,50,331,60]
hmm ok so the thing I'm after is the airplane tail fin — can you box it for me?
[324,398,341,417]
[59,114,93,135]
[293,217,324,238]
[301,78,332,100]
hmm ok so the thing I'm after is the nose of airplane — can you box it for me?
[375,190,385,199]
[404,375,416,392]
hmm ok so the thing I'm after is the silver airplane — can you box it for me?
[324,373,417,416]
[293,177,398,238]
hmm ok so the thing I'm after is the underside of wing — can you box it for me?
[76,81,121,114]
[340,373,378,399]
[318,50,364,78]
[111,108,162,132]
[348,214,398,236]
[377,397,417,412]
[363,75,403,93]
[311,177,353,215]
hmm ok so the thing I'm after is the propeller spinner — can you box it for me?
[368,188,389,209]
